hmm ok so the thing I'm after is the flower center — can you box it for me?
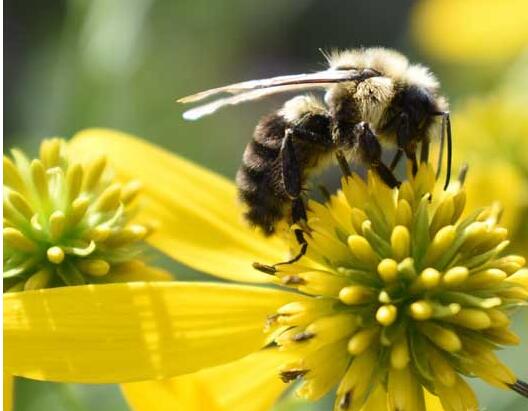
[3,138,150,291]
[267,164,528,410]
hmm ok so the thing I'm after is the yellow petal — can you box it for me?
[3,374,13,411]
[4,282,301,383]
[105,260,174,282]
[69,129,287,283]
[122,348,293,411]
[424,389,445,411]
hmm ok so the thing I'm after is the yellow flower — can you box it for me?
[3,138,169,291]
[453,97,528,247]
[411,0,528,64]
[4,130,528,411]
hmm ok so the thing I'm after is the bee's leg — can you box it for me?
[390,148,404,170]
[335,150,352,177]
[276,129,309,266]
[253,129,309,274]
[396,112,418,175]
[420,138,430,164]
[355,122,400,188]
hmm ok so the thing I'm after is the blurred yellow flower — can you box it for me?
[412,0,528,64]
[453,97,528,246]
[5,130,527,411]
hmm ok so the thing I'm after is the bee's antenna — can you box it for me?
[433,111,452,190]
[435,113,446,180]
[444,112,453,190]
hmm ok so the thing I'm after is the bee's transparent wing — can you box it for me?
[178,68,378,120]
[182,83,326,121]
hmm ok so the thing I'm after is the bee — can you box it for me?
[178,48,452,272]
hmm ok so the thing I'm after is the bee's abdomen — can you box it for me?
[236,114,288,235]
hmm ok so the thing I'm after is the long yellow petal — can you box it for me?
[69,129,287,283]
[4,282,302,383]
[3,374,13,411]
[122,348,293,411]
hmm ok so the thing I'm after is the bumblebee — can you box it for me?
[179,48,452,270]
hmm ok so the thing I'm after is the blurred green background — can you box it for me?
[4,0,528,410]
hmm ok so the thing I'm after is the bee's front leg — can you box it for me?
[355,122,400,188]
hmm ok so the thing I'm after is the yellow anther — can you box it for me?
[398,181,414,205]
[377,258,398,282]
[350,208,368,234]
[94,183,122,212]
[486,308,511,328]
[409,300,433,320]
[395,199,412,227]
[452,190,466,221]
[3,227,37,252]
[412,268,440,291]
[484,327,520,345]
[423,225,456,266]
[83,156,107,191]
[397,257,416,280]
[7,191,34,219]
[465,268,507,289]
[378,290,392,304]
[391,225,410,261]
[461,222,488,250]
[376,304,398,326]
[66,163,83,202]
[430,196,454,235]
[90,225,111,241]
[443,266,469,287]
[297,271,350,297]
[419,322,462,352]
[447,309,491,330]
[121,180,142,204]
[348,328,379,355]
[30,159,49,201]
[339,285,374,305]
[4,156,26,193]
[347,235,378,266]
[24,269,52,290]
[47,246,65,264]
[39,138,62,168]
[49,210,66,240]
[306,314,359,345]
[77,259,111,276]
[505,268,528,289]
[495,255,526,274]
[69,197,90,226]
[390,337,410,369]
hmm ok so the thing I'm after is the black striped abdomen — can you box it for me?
[236,114,289,235]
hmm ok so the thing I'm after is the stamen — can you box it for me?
[280,369,308,383]
[252,262,276,274]
[291,331,315,342]
[269,162,527,408]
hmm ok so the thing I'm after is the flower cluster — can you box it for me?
[3,138,151,291]
[268,164,528,411]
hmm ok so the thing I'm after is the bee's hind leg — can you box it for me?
[253,129,310,274]
[252,200,309,275]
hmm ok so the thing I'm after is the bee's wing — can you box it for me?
[182,83,327,121]
[178,68,378,120]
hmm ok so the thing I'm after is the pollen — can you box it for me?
[269,163,528,410]
[3,138,150,291]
